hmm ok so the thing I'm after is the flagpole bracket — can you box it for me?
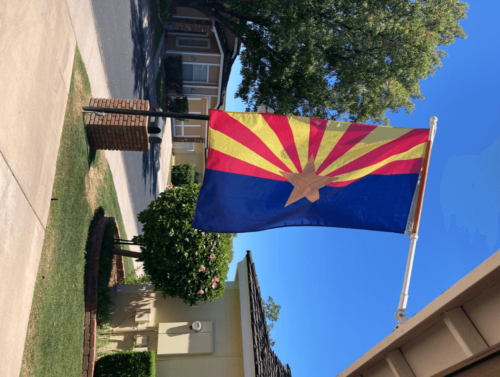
[395,309,409,325]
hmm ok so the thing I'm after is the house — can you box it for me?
[164,7,241,182]
[337,248,500,377]
[107,251,292,377]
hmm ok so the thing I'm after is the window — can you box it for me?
[182,64,208,82]
[176,37,210,49]
[173,142,195,154]
[174,115,202,138]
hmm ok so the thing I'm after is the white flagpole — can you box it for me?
[395,116,438,325]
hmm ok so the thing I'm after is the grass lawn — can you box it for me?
[149,0,164,57]
[20,45,135,377]
[155,64,165,110]
[167,153,173,184]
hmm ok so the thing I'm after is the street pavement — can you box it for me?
[0,0,171,374]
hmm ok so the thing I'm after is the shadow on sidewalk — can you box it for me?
[142,143,160,196]
[130,0,160,195]
[130,0,149,101]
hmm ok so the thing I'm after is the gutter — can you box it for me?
[212,20,224,109]
[232,37,239,59]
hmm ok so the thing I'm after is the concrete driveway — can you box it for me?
[92,0,172,264]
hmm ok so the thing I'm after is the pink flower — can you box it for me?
[212,277,219,283]
[210,254,215,259]
[198,289,204,294]
[166,183,173,189]
[199,266,206,272]
[212,283,217,289]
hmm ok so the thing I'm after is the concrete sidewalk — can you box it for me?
[0,0,171,375]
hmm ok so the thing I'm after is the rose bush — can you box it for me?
[132,183,233,306]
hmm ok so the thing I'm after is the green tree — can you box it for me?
[115,184,235,306]
[173,0,468,124]
[262,296,281,347]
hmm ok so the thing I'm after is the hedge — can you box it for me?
[159,0,171,23]
[164,56,183,95]
[170,96,189,114]
[96,221,115,324]
[94,350,156,377]
[171,163,196,186]
[164,55,189,116]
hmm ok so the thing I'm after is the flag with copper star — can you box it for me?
[192,110,431,234]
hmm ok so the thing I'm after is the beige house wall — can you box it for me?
[462,280,500,346]
[182,86,218,96]
[180,54,221,64]
[172,142,205,181]
[208,66,221,83]
[362,360,393,377]
[210,96,219,109]
[108,283,244,377]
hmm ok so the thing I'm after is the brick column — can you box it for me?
[84,99,150,152]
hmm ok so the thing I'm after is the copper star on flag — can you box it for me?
[280,157,337,206]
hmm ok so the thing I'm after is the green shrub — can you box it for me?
[163,55,189,117]
[155,67,165,109]
[133,184,234,306]
[119,269,152,285]
[97,222,115,324]
[95,350,156,377]
[170,96,189,113]
[159,0,171,22]
[164,56,183,95]
[171,163,196,186]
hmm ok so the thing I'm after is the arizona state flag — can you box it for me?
[192,110,430,234]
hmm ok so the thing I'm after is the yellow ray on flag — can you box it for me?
[320,126,412,176]
[288,116,311,170]
[314,121,351,171]
[334,143,427,183]
[230,112,299,173]
[210,129,284,176]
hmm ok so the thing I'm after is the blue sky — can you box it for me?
[223,2,500,376]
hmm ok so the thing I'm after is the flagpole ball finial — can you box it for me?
[429,116,438,141]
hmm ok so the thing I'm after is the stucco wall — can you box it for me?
[108,283,244,377]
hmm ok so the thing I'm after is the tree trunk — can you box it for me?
[111,248,142,259]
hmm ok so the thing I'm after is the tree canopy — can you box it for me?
[174,0,468,124]
[133,184,234,306]
[262,296,281,347]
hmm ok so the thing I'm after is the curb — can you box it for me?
[82,216,114,377]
